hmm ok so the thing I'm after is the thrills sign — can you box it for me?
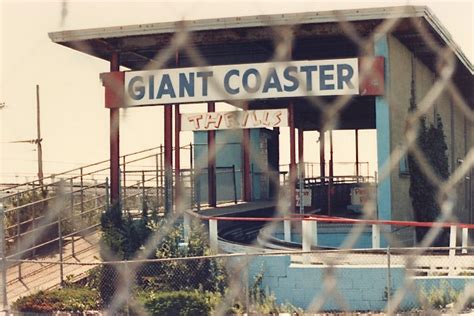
[181,109,288,131]
[123,58,358,106]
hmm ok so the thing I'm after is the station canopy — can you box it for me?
[49,6,473,131]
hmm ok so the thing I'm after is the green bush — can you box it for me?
[142,291,211,316]
[13,287,100,313]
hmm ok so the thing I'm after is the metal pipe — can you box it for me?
[232,165,238,204]
[289,103,296,212]
[320,131,325,178]
[70,178,75,256]
[155,154,160,214]
[58,206,64,286]
[122,156,126,209]
[355,129,360,181]
[175,104,181,207]
[207,102,217,207]
[164,105,173,214]
[0,204,8,312]
[110,51,120,205]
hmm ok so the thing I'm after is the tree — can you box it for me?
[407,101,449,243]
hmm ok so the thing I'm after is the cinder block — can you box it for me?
[346,300,371,311]
[340,289,363,301]
[277,276,296,290]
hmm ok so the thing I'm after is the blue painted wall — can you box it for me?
[375,34,392,225]
[193,128,271,203]
[246,255,474,312]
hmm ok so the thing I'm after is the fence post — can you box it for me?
[461,228,468,254]
[70,178,75,257]
[245,253,250,314]
[372,224,380,249]
[58,196,64,286]
[196,173,201,212]
[155,154,160,213]
[80,167,84,215]
[15,194,21,281]
[31,182,36,257]
[284,220,291,242]
[232,165,238,204]
[0,204,9,312]
[142,170,146,212]
[123,156,127,210]
[386,247,391,310]
[448,225,457,276]
[209,219,218,253]
[298,163,304,214]
[105,178,110,211]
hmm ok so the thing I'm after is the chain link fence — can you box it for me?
[1,3,473,315]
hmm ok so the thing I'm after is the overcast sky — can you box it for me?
[0,0,472,184]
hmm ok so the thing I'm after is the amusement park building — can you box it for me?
[49,6,473,245]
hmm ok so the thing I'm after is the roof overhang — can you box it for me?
[49,5,472,109]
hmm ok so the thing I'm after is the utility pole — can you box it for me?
[36,85,44,186]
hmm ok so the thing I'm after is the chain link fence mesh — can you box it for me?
[1,3,473,315]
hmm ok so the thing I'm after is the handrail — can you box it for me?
[188,211,474,230]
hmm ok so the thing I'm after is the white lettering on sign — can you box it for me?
[181,109,288,131]
[124,58,358,106]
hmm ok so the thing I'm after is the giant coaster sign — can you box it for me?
[101,57,384,108]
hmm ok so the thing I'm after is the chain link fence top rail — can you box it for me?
[2,4,474,315]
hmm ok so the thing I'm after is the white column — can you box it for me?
[209,219,218,253]
[312,220,318,247]
[284,220,291,242]
[449,225,457,276]
[302,220,313,264]
[372,224,380,249]
[461,227,468,254]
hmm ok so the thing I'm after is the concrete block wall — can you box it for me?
[247,255,404,311]
[247,255,474,312]
[386,34,473,227]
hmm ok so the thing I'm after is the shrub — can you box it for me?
[137,220,227,293]
[13,287,100,313]
[141,291,211,316]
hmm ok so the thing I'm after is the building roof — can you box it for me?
[48,5,472,107]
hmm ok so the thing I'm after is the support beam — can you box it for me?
[328,130,334,216]
[164,104,173,214]
[289,103,296,212]
[242,104,251,202]
[174,51,181,208]
[320,131,325,178]
[208,102,217,207]
[298,128,304,214]
[355,129,360,181]
[174,104,181,206]
[298,128,304,178]
[109,52,120,205]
